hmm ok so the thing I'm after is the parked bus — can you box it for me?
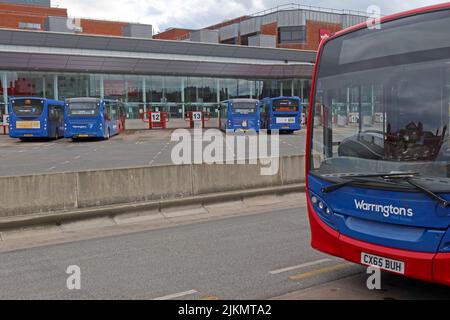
[65,98,125,140]
[219,99,261,133]
[261,96,302,133]
[8,97,65,140]
[306,3,450,286]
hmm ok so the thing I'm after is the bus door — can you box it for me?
[48,104,64,138]
[261,99,270,129]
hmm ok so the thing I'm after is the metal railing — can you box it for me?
[249,3,370,18]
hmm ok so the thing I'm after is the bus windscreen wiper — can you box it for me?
[321,172,450,208]
[321,172,419,194]
[403,178,450,208]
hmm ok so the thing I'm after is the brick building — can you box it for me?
[0,0,153,38]
[154,4,368,51]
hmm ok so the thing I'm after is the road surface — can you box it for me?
[0,196,449,300]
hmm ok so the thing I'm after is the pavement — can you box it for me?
[0,129,306,177]
[0,193,449,300]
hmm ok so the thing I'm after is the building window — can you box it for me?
[221,38,238,45]
[18,22,42,30]
[278,26,306,44]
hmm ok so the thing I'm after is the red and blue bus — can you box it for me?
[219,99,261,133]
[8,97,65,141]
[306,3,450,285]
[261,96,302,134]
[64,98,125,140]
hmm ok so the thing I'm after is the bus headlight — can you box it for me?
[310,193,333,216]
[318,201,325,210]
[309,192,336,229]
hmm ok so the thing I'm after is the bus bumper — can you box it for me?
[65,130,104,139]
[307,197,450,285]
[10,131,48,138]
[269,125,301,131]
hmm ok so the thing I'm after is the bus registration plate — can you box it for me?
[361,253,405,274]
[16,121,41,129]
[276,117,295,124]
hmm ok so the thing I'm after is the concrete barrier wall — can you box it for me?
[0,155,305,217]
[0,173,78,217]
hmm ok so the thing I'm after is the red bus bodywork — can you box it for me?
[305,2,450,285]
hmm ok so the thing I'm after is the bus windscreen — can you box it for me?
[231,102,258,114]
[311,9,450,188]
[12,100,44,117]
[68,102,99,116]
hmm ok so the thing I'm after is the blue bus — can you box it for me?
[65,98,125,140]
[261,96,302,134]
[8,97,65,140]
[219,99,261,133]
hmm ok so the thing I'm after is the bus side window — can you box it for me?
[220,103,227,118]
[104,102,111,121]
[111,103,118,120]
[59,107,64,124]
[49,105,57,121]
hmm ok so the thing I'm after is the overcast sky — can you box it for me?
[51,0,446,33]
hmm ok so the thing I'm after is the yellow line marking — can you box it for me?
[289,263,353,281]
[200,295,219,300]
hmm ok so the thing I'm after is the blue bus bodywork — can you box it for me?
[261,96,302,133]
[306,4,450,285]
[64,98,124,140]
[9,97,65,140]
[219,99,261,133]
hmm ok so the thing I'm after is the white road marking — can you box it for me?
[153,290,198,301]
[74,155,81,160]
[44,166,56,172]
[269,258,332,275]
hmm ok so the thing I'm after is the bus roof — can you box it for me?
[9,97,64,104]
[322,2,450,45]
[224,99,259,103]
[65,98,120,103]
